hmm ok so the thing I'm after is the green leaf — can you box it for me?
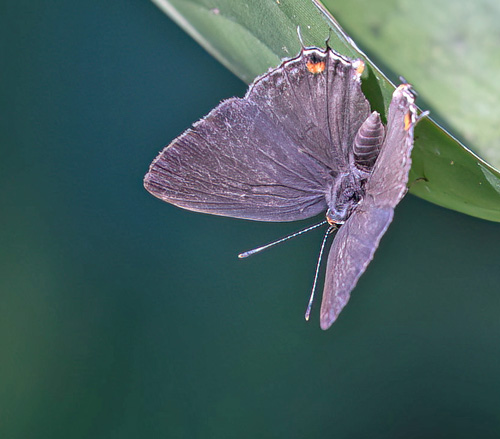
[152,0,500,222]
[323,0,500,170]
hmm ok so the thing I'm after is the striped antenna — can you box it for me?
[305,225,336,321]
[238,220,327,259]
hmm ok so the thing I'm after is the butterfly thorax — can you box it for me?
[325,173,365,225]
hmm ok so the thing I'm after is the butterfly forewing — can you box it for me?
[320,206,394,329]
[144,97,328,221]
[319,84,418,329]
[144,47,371,223]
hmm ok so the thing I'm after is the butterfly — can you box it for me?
[144,46,419,330]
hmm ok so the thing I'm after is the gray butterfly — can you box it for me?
[144,46,418,329]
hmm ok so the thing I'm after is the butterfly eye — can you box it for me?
[343,188,361,204]
[349,190,362,203]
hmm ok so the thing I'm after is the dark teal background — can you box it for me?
[2,2,500,438]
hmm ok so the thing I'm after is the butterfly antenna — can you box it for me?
[297,26,305,49]
[238,220,327,259]
[325,28,332,49]
[305,225,336,321]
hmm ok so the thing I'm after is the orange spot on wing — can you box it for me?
[306,60,326,74]
[404,112,412,131]
[355,60,365,75]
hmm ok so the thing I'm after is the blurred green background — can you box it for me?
[2,1,500,438]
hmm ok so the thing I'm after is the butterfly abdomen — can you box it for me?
[353,111,385,170]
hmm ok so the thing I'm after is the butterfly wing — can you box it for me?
[246,48,371,172]
[320,84,418,329]
[144,48,371,222]
[145,98,328,221]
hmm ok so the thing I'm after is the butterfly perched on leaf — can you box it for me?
[144,46,419,330]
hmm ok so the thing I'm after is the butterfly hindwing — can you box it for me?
[246,48,371,172]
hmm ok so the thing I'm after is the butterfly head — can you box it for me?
[326,174,364,225]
